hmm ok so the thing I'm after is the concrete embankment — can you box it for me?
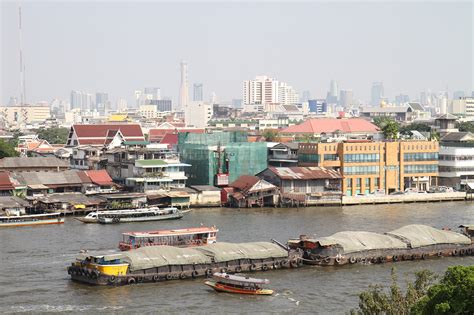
[343,192,468,206]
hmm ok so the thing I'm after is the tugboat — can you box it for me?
[204,272,273,295]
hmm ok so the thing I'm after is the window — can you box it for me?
[343,154,380,162]
[356,178,361,187]
[404,164,438,174]
[343,166,380,175]
[324,154,338,161]
[365,178,370,186]
[374,177,380,186]
[403,153,438,161]
[299,153,319,163]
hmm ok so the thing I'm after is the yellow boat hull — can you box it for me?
[205,281,273,295]
[73,262,129,276]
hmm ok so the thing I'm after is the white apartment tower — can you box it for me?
[243,76,298,112]
[179,60,189,111]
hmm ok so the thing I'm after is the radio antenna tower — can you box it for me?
[19,2,26,105]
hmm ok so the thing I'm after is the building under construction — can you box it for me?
[178,132,268,186]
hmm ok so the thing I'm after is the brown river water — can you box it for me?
[0,202,473,314]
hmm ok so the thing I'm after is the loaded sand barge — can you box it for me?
[68,242,302,285]
[288,224,473,266]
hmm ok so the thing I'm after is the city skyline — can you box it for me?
[1,1,472,105]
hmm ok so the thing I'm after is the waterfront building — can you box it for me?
[225,175,279,208]
[257,166,342,205]
[104,146,189,192]
[66,123,145,147]
[280,118,380,140]
[298,140,439,195]
[438,132,474,190]
[178,132,267,186]
[193,83,203,102]
[371,82,384,106]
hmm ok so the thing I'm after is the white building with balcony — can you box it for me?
[438,132,474,190]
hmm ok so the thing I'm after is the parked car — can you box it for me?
[404,188,419,194]
[390,191,405,195]
[370,189,386,196]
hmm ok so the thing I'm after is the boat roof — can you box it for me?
[122,226,218,237]
[0,212,60,219]
[212,272,270,284]
[97,208,177,215]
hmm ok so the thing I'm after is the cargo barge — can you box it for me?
[67,242,302,285]
[288,224,474,266]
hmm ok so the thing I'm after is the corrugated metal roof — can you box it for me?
[229,175,260,192]
[17,170,83,186]
[267,166,342,180]
[85,170,113,186]
[0,157,69,169]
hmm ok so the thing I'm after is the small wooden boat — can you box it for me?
[204,272,273,295]
[0,213,64,227]
[119,226,218,250]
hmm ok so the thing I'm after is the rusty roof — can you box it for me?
[266,166,342,180]
[229,175,260,192]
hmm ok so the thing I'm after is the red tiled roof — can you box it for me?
[0,171,14,190]
[229,175,260,192]
[160,133,179,147]
[85,170,114,186]
[267,166,342,180]
[73,124,144,145]
[281,118,379,134]
[149,128,205,142]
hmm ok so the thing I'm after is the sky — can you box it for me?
[1,1,473,106]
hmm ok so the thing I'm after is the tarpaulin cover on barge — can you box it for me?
[386,224,471,248]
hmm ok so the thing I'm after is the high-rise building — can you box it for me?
[301,90,311,103]
[82,93,94,111]
[371,82,384,106]
[70,90,82,109]
[193,83,203,101]
[326,80,339,104]
[96,92,109,113]
[395,94,410,105]
[150,99,173,112]
[179,60,189,110]
[242,76,298,112]
[308,99,327,114]
[144,87,161,100]
[339,90,353,108]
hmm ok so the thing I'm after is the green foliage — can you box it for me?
[351,267,436,315]
[456,121,474,133]
[0,140,19,159]
[412,265,474,315]
[372,117,400,140]
[262,129,280,142]
[37,127,69,144]
[399,123,432,135]
[373,117,392,129]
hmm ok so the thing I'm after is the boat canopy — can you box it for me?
[312,231,407,254]
[121,246,212,271]
[386,224,471,248]
[212,272,270,284]
[195,242,287,262]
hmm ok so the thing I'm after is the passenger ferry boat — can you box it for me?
[75,207,183,224]
[204,272,273,295]
[0,213,64,227]
[119,226,218,251]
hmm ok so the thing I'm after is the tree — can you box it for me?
[262,129,280,142]
[382,121,400,140]
[36,127,69,144]
[399,123,432,135]
[456,121,474,133]
[412,265,474,314]
[0,140,19,159]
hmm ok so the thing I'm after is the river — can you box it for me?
[0,202,473,314]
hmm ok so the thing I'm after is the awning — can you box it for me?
[74,204,86,209]
[467,182,474,190]
[28,184,49,190]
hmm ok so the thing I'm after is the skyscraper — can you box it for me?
[326,80,338,104]
[96,92,109,113]
[453,90,465,100]
[179,60,189,110]
[193,83,203,101]
[371,82,384,106]
[301,90,311,103]
[339,90,353,108]
[70,90,82,109]
[144,87,161,100]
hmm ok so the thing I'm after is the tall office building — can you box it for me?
[395,94,410,105]
[82,93,94,111]
[371,82,384,106]
[179,60,189,110]
[308,99,327,114]
[96,92,109,113]
[453,90,465,100]
[339,90,354,108]
[193,83,203,101]
[70,91,82,109]
[301,90,311,103]
[326,80,338,104]
[144,87,161,100]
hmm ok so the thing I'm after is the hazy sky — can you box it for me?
[1,1,473,106]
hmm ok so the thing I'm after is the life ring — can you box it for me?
[379,257,386,263]
[272,261,280,269]
[420,253,426,260]
[371,257,378,264]
[467,248,472,255]
[452,250,459,256]
[281,260,289,268]
[235,266,242,273]
[249,264,257,271]
[290,259,299,267]
[335,256,342,264]
[108,276,116,284]
[349,256,357,264]
[180,273,187,279]
[437,251,443,257]
[262,264,269,271]
[392,255,398,262]
[91,271,99,279]
[459,249,465,256]
[137,276,143,283]
[127,277,136,285]
[323,257,330,264]
[166,274,173,280]
[191,271,198,278]
[206,269,213,276]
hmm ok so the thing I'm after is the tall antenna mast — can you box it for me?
[19,2,26,105]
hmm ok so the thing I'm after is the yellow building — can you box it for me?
[0,105,51,127]
[299,140,439,196]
